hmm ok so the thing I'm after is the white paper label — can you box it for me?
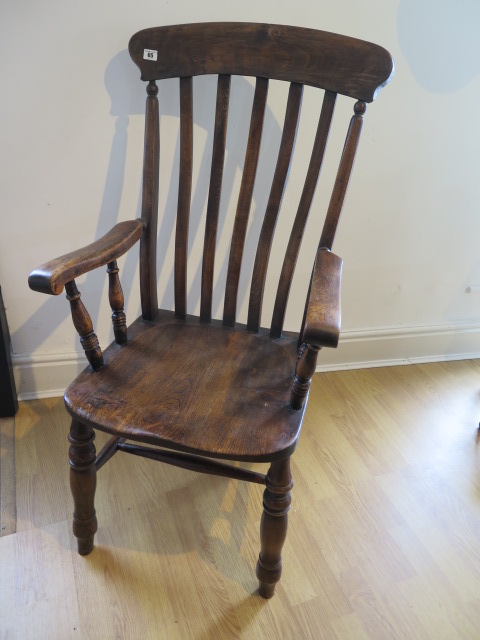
[143,49,158,61]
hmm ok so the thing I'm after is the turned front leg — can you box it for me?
[256,457,293,598]
[69,419,97,555]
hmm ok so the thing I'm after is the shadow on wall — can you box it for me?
[397,0,480,92]
[18,49,282,364]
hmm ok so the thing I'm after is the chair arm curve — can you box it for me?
[28,219,145,295]
[302,248,343,349]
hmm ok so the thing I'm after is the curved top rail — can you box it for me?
[129,22,393,102]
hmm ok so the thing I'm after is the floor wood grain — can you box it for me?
[0,414,16,536]
[2,360,480,638]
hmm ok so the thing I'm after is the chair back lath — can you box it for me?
[129,22,393,333]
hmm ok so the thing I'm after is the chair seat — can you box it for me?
[64,311,306,462]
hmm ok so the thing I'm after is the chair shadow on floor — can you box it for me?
[79,451,269,595]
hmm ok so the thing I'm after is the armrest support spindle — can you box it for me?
[65,280,103,371]
[107,260,127,345]
[290,343,320,410]
[291,247,342,410]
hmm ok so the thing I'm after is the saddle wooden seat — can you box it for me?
[28,22,393,598]
[65,311,304,461]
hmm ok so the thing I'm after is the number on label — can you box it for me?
[143,49,158,61]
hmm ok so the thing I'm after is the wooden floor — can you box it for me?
[2,360,480,639]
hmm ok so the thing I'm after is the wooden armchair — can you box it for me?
[28,23,393,598]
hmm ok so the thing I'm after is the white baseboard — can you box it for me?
[315,322,480,371]
[13,322,480,399]
[13,351,85,401]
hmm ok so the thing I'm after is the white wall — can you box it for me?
[2,0,480,398]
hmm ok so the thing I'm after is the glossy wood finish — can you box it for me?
[64,311,306,462]
[68,419,97,555]
[223,76,268,327]
[320,101,366,250]
[28,23,393,596]
[291,343,321,411]
[129,23,393,101]
[247,82,303,333]
[175,76,193,319]
[271,90,336,338]
[64,281,103,371]
[302,248,343,348]
[256,457,293,598]
[28,219,143,296]
[139,80,160,321]
[107,260,127,345]
[200,74,231,323]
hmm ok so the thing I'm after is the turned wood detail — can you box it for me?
[290,343,320,410]
[107,260,127,344]
[65,280,103,370]
[256,457,293,598]
[69,420,98,555]
[24,23,394,600]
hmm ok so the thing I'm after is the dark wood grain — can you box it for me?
[129,23,393,102]
[140,80,160,321]
[64,311,306,462]
[223,76,268,327]
[200,74,231,322]
[65,280,103,371]
[175,76,193,318]
[69,419,97,555]
[29,22,393,599]
[107,260,127,344]
[270,90,336,338]
[247,82,303,333]
[28,220,144,296]
[256,457,293,598]
[320,101,365,249]
[302,248,343,348]
[117,443,267,484]
[290,343,320,411]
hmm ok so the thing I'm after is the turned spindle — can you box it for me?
[65,280,103,370]
[107,260,127,344]
[290,343,320,410]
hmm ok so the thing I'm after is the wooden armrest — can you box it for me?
[303,248,343,348]
[28,219,144,295]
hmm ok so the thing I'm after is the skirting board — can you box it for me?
[316,322,480,371]
[13,322,480,400]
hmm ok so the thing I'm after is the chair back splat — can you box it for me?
[128,22,393,331]
[29,22,393,599]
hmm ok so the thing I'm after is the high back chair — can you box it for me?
[28,23,393,598]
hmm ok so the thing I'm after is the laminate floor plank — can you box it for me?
[0,415,16,536]
[2,360,480,638]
